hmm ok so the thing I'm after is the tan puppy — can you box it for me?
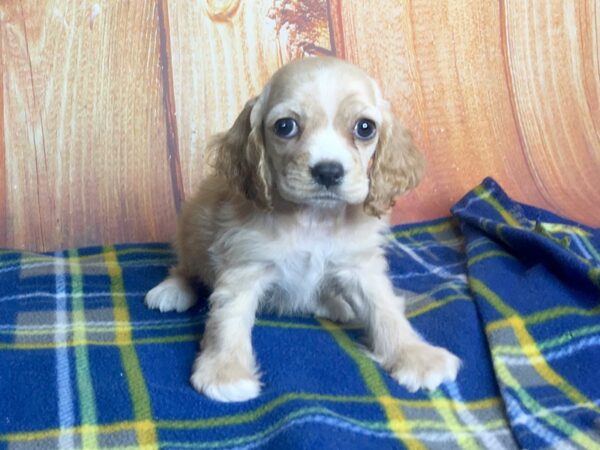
[146,57,460,402]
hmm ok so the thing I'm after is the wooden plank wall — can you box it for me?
[1,0,599,251]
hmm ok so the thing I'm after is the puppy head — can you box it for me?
[210,57,423,215]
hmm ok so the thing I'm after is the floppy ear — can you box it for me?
[364,111,425,217]
[208,97,272,210]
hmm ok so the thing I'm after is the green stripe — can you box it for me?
[5,287,470,338]
[589,267,600,290]
[0,393,503,442]
[493,323,600,355]
[392,220,456,239]
[68,249,99,449]
[473,186,521,227]
[469,278,516,317]
[162,407,389,449]
[427,389,480,450]
[519,305,600,329]
[472,276,600,444]
[465,237,492,252]
[579,236,600,262]
[494,359,598,448]
[0,247,174,269]
[2,318,332,337]
[161,406,509,450]
[407,295,471,319]
[3,291,469,346]
[319,320,389,396]
[404,236,464,250]
[104,247,156,425]
[161,407,509,450]
[467,250,515,267]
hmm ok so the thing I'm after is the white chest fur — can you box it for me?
[256,208,384,315]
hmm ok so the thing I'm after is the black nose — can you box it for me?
[310,162,344,188]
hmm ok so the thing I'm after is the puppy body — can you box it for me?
[146,57,460,402]
[176,177,384,317]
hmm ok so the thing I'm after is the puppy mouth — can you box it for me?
[309,191,344,204]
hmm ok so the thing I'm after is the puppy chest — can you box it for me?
[268,237,343,309]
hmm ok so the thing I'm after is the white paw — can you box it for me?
[145,276,196,312]
[389,343,461,393]
[195,378,261,403]
[190,354,261,402]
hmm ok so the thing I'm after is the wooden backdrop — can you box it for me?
[1,0,599,251]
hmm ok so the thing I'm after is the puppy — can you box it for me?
[146,57,460,402]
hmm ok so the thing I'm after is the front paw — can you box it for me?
[388,343,460,393]
[190,353,261,402]
[145,276,196,312]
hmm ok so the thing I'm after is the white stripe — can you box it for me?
[387,239,467,282]
[0,259,170,274]
[498,335,600,366]
[0,316,203,332]
[54,251,75,449]
[444,382,516,449]
[451,190,490,214]
[394,237,464,252]
[236,414,393,450]
[504,392,576,449]
[234,413,513,450]
[465,237,491,252]
[0,291,147,304]
[570,234,593,261]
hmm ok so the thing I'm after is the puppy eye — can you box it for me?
[274,118,299,138]
[353,119,377,140]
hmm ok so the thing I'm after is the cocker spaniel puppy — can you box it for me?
[146,57,460,402]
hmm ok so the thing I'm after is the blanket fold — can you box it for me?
[1,178,599,449]
[452,177,600,449]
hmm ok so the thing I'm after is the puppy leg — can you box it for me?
[190,265,273,402]
[338,267,460,392]
[145,271,196,313]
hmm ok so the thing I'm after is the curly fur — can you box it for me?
[364,114,425,217]
[208,98,273,210]
[146,56,460,402]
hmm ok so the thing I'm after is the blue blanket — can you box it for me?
[1,178,599,449]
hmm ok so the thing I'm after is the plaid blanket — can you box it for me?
[1,178,599,450]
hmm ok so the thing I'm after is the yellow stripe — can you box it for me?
[1,395,503,442]
[104,248,158,449]
[508,316,600,414]
[428,390,480,450]
[537,223,591,238]
[320,320,427,449]
[68,250,100,449]
[493,357,599,448]
[392,220,455,238]
[473,186,521,227]
[1,247,173,269]
[406,295,469,319]
[467,250,514,267]
[589,267,600,289]
[471,279,600,416]
[487,304,600,333]
[0,421,142,443]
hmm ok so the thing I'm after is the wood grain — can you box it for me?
[331,0,600,226]
[1,0,176,250]
[502,0,600,224]
[166,0,332,196]
[1,0,598,251]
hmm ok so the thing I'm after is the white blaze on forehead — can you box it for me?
[304,71,354,169]
[315,69,346,119]
[307,127,354,169]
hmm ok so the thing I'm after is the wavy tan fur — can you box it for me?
[364,113,425,217]
[145,57,459,402]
